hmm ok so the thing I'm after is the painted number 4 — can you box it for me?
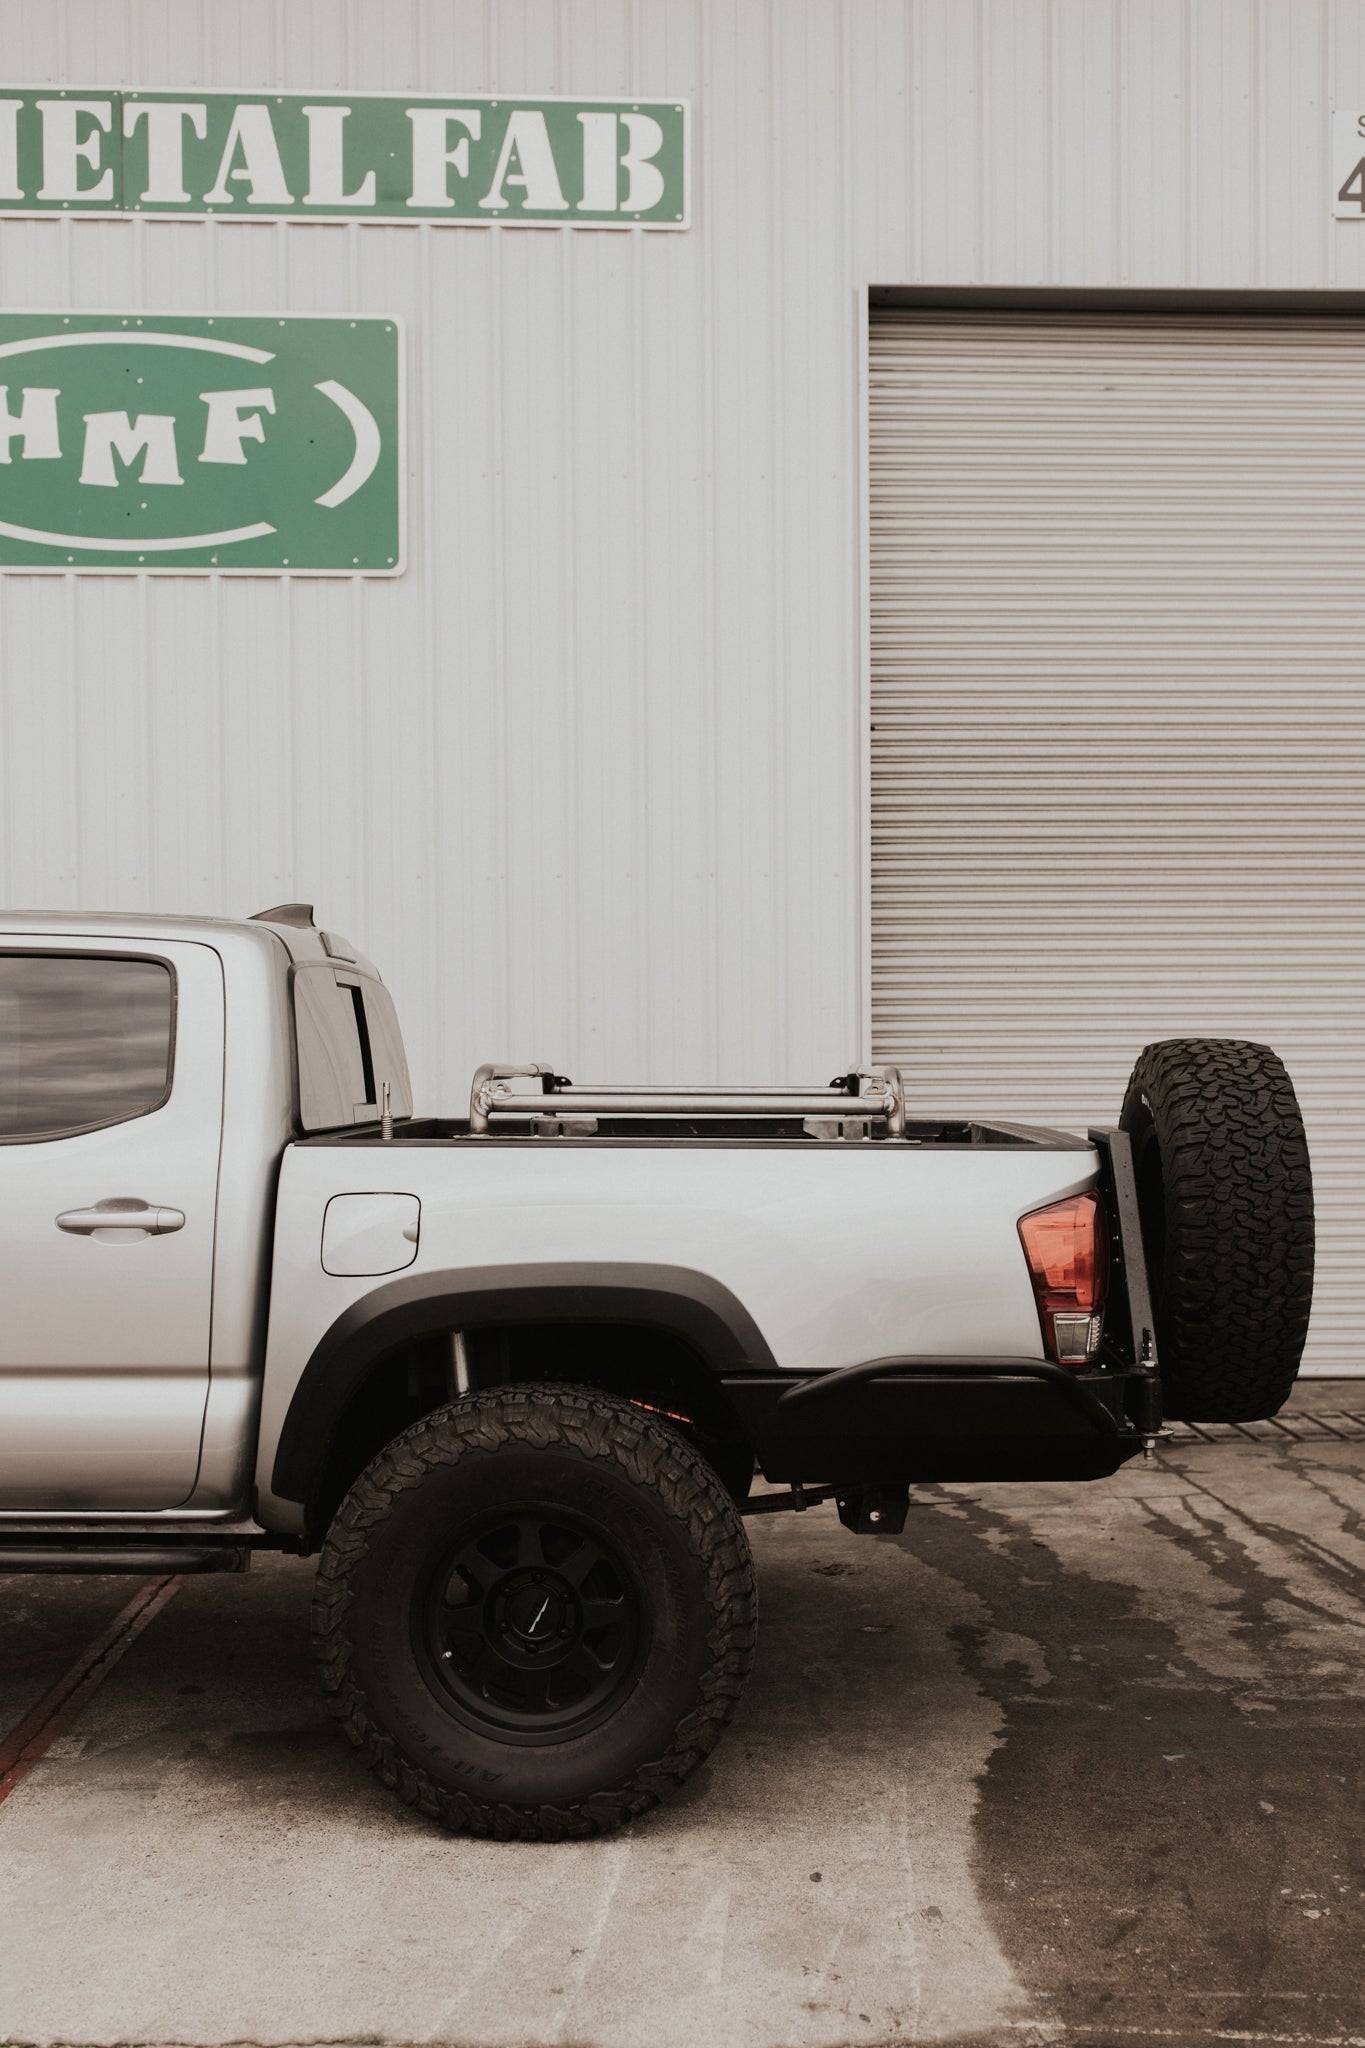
[1339,157,1365,212]
[1337,112,1365,214]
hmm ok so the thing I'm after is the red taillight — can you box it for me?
[1018,1190,1107,1366]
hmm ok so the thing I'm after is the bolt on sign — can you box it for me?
[0,314,402,574]
[0,89,688,226]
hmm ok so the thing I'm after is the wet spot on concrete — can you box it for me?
[897,1454,1365,2043]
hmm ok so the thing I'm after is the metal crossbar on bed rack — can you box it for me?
[467,1062,907,1137]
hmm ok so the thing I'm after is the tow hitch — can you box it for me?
[836,1484,911,1535]
[738,1481,911,1534]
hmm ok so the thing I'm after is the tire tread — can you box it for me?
[1120,1037,1314,1423]
[312,1384,757,1841]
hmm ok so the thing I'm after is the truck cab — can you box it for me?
[0,905,407,1517]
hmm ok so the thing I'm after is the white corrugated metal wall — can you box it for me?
[868,310,1365,1372]
[0,1,1362,1363]
[0,0,867,1102]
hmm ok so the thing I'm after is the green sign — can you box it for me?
[0,89,689,227]
[0,314,402,574]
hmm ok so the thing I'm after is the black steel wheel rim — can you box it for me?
[415,1505,647,1743]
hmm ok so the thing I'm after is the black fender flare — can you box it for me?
[269,1260,778,1510]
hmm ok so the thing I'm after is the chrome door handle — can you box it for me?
[56,1199,186,1237]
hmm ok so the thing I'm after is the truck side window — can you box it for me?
[0,953,174,1142]
[356,979,413,1121]
[292,964,413,1132]
[346,983,377,1107]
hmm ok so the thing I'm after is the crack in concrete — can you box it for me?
[1137,1494,1352,1641]
[1155,1462,1365,1619]
[1277,1461,1365,1549]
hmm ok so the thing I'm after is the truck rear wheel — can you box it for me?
[1119,1038,1314,1423]
[313,1384,757,1839]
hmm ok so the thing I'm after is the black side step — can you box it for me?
[0,1542,251,1575]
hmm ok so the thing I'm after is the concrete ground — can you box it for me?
[0,1386,1362,2048]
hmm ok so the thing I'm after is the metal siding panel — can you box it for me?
[1120,0,1191,284]
[1188,0,1258,285]
[911,0,986,284]
[981,0,1053,284]
[1260,0,1328,287]
[0,0,1081,1127]
[869,308,1365,1372]
[786,0,859,1071]
[1049,0,1122,285]
[848,2,911,283]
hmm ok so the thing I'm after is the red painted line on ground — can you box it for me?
[0,1574,182,1808]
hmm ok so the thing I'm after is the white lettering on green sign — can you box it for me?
[0,316,403,575]
[0,90,689,225]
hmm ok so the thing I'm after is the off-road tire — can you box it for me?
[313,1384,757,1840]
[1119,1038,1314,1423]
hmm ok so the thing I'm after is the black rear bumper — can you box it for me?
[722,1128,1162,1487]
[723,1357,1152,1483]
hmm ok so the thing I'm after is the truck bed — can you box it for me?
[300,1062,1093,1151]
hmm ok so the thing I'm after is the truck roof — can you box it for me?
[0,905,371,971]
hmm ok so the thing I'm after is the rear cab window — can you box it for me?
[292,963,412,1132]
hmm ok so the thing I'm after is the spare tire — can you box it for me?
[1119,1039,1314,1423]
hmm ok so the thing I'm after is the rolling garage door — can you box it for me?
[869,309,1365,1374]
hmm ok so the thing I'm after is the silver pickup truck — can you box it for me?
[0,905,1314,1837]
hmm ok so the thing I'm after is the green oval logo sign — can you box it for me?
[0,313,402,573]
